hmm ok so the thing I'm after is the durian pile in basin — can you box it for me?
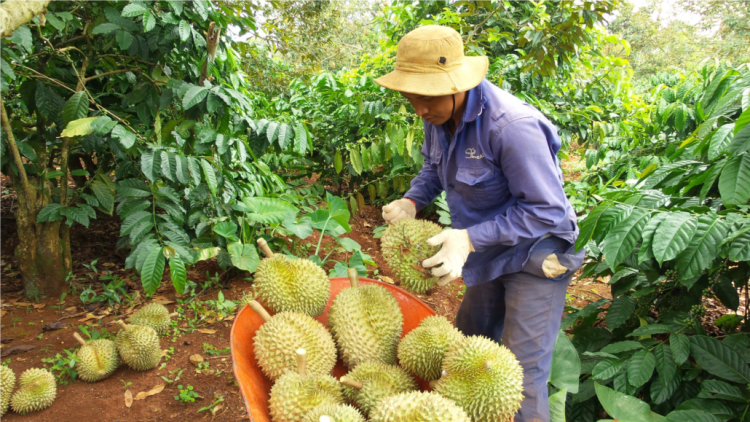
[243,235,524,422]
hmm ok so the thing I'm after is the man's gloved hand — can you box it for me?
[422,229,475,286]
[382,198,416,224]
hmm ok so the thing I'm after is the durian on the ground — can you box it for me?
[302,403,365,422]
[254,241,330,316]
[115,320,161,371]
[398,315,463,381]
[10,368,56,414]
[250,300,336,381]
[370,391,470,422]
[380,219,443,294]
[73,333,120,382]
[269,349,344,422]
[340,361,418,417]
[129,303,173,335]
[434,335,524,422]
[1,365,16,416]
[328,269,403,368]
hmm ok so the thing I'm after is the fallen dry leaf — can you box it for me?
[223,314,235,321]
[197,329,216,334]
[134,384,165,400]
[1,345,37,358]
[152,298,175,305]
[212,403,223,416]
[78,314,99,322]
[189,354,204,367]
[14,302,33,307]
[64,306,77,312]
[161,349,169,357]
[380,276,395,284]
[124,390,133,408]
[0,310,6,318]
[33,304,46,309]
[42,322,69,332]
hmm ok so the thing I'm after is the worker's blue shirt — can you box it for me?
[404,79,580,287]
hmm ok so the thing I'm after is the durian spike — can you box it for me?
[116,320,128,331]
[428,370,447,389]
[320,417,331,422]
[73,332,87,346]
[339,376,364,389]
[249,300,272,322]
[296,348,307,376]
[347,268,359,288]
[257,238,274,258]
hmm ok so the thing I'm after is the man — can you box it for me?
[375,26,584,422]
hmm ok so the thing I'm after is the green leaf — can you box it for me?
[200,159,217,195]
[606,296,637,330]
[593,358,623,380]
[143,11,156,32]
[654,343,677,383]
[141,149,160,182]
[652,212,697,265]
[160,151,176,182]
[188,157,201,185]
[112,124,136,149]
[122,3,148,17]
[670,333,690,365]
[595,383,667,422]
[37,203,63,223]
[550,331,581,393]
[60,117,97,138]
[601,341,644,354]
[169,255,187,295]
[638,213,670,264]
[276,123,293,149]
[140,246,165,296]
[708,123,735,160]
[350,148,363,176]
[548,387,566,422]
[91,180,114,214]
[174,155,189,185]
[666,410,722,422]
[727,124,750,155]
[227,242,260,272]
[576,202,614,251]
[294,122,308,155]
[241,197,298,224]
[266,121,279,144]
[627,324,672,337]
[689,335,750,383]
[283,214,313,240]
[213,221,238,239]
[116,179,151,198]
[627,349,656,387]
[120,211,151,236]
[115,30,133,50]
[63,91,88,124]
[92,23,121,34]
[183,86,208,110]
[602,208,650,271]
[650,372,680,404]
[699,379,746,402]
[674,214,728,281]
[334,150,343,174]
[90,116,117,135]
[178,20,190,41]
[337,237,361,253]
[719,153,750,205]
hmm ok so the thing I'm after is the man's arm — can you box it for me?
[466,117,569,251]
[403,126,443,210]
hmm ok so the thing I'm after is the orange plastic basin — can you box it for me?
[230,277,437,422]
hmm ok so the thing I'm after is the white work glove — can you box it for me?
[422,229,475,286]
[382,198,416,224]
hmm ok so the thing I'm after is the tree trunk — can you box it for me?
[0,0,52,37]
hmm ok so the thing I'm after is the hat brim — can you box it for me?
[374,56,489,97]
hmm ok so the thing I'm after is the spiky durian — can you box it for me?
[115,320,161,371]
[10,368,56,414]
[250,301,336,381]
[434,336,524,422]
[129,303,174,335]
[398,316,464,381]
[269,349,344,422]
[1,365,16,416]
[370,391,470,422]
[340,361,418,416]
[73,333,119,382]
[254,239,330,317]
[380,219,443,294]
[302,403,365,422]
[328,270,403,368]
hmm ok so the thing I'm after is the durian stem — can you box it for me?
[168,312,178,318]
[347,268,359,288]
[72,332,87,346]
[428,379,438,389]
[339,376,363,389]
[296,348,307,376]
[248,300,272,322]
[116,320,128,331]
[257,238,274,258]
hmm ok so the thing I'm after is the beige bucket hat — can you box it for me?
[374,25,489,97]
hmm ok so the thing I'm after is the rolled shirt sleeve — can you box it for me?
[404,127,443,211]
[466,117,569,251]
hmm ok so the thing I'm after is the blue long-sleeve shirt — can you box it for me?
[404,79,579,286]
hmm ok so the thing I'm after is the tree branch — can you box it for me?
[0,101,32,211]
[84,68,141,82]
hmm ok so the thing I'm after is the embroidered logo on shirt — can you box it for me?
[465,148,485,159]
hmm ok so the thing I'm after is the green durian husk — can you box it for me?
[1,365,16,416]
[115,323,161,371]
[398,316,464,381]
[129,303,171,335]
[253,311,337,381]
[381,219,442,294]
[269,371,344,422]
[10,368,56,414]
[341,361,417,417]
[255,255,330,316]
[302,403,365,422]
[76,339,120,382]
[328,283,403,368]
[370,391,470,422]
[434,336,524,422]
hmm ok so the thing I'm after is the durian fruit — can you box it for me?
[302,404,365,422]
[73,332,120,382]
[9,368,56,414]
[434,336,524,422]
[397,316,464,381]
[380,219,443,294]
[1,365,16,416]
[269,349,344,422]
[129,303,176,335]
[254,238,331,317]
[250,300,336,381]
[115,320,161,371]
[370,391,470,422]
[328,269,403,368]
[340,361,418,416]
